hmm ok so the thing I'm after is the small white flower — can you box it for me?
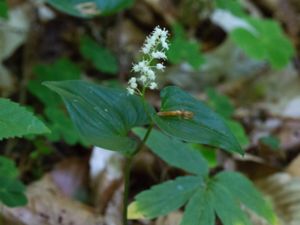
[149,82,158,90]
[127,26,169,95]
[139,75,147,84]
[138,60,147,68]
[132,64,140,72]
[152,51,166,59]
[148,35,157,45]
[127,87,135,95]
[130,82,137,89]
[142,46,150,54]
[128,77,137,84]
[128,77,136,85]
[160,28,168,38]
[156,63,165,71]
[153,26,161,37]
[146,69,155,80]
[128,77,137,89]
[161,40,169,49]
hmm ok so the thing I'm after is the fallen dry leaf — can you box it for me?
[1,174,103,225]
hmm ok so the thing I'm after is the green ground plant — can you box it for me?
[45,26,277,225]
[0,98,49,207]
[1,0,295,223]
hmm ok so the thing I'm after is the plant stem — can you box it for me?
[123,155,133,225]
[122,123,154,225]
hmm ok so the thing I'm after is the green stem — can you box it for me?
[122,123,154,225]
[123,156,133,225]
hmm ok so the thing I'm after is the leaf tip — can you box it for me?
[127,202,145,220]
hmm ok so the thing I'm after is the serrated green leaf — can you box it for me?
[230,18,295,69]
[153,86,242,154]
[0,98,50,140]
[129,176,203,219]
[47,0,134,17]
[0,176,27,207]
[133,127,209,176]
[167,24,204,69]
[180,188,215,225]
[0,1,8,18]
[44,80,152,154]
[215,172,276,224]
[210,181,252,225]
[80,35,118,74]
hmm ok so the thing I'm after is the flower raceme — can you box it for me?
[127,26,169,96]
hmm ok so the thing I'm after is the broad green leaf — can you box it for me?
[129,176,202,219]
[28,58,84,145]
[47,0,134,17]
[44,80,152,154]
[133,127,209,176]
[230,18,295,69]
[180,188,215,225]
[190,144,217,168]
[167,24,204,69]
[44,107,83,145]
[30,139,54,160]
[260,135,280,151]
[226,120,249,147]
[210,181,252,225]
[28,58,81,107]
[206,88,234,118]
[0,1,8,18]
[215,172,276,224]
[230,28,265,59]
[0,156,18,178]
[0,157,27,207]
[80,36,118,75]
[206,88,249,147]
[0,98,50,140]
[153,86,242,154]
[215,0,246,17]
[0,176,27,207]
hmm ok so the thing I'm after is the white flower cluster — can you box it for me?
[127,26,169,95]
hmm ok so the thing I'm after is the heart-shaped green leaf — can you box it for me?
[47,0,134,17]
[44,80,152,155]
[153,86,242,154]
[133,127,209,176]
